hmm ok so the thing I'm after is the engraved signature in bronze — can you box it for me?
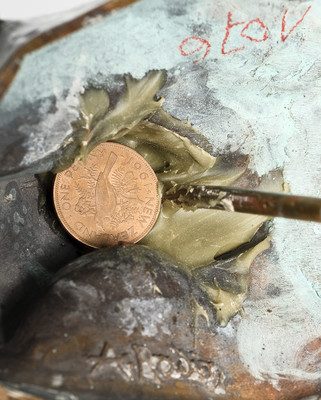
[88,341,225,390]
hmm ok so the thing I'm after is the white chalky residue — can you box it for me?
[215,316,239,338]
[238,218,321,381]
[114,298,172,337]
[19,76,84,166]
[1,0,319,176]
[0,0,194,111]
[234,6,321,381]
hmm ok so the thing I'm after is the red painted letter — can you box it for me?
[222,12,246,55]
[241,18,269,42]
[179,36,211,63]
[281,6,311,42]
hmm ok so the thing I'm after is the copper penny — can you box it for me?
[53,142,161,248]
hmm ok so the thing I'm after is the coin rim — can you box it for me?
[53,142,161,248]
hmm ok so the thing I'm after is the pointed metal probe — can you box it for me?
[164,185,321,222]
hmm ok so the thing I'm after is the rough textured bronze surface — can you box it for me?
[0,246,319,400]
[53,143,160,247]
[0,174,82,343]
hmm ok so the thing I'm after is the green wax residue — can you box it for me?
[54,70,284,326]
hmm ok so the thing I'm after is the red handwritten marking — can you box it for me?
[241,18,269,42]
[221,12,245,55]
[179,36,211,62]
[179,7,312,60]
[281,6,311,42]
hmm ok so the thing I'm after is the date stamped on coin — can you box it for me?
[53,142,161,247]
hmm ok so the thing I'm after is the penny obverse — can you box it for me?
[53,142,161,248]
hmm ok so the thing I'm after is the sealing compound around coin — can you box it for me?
[53,142,161,248]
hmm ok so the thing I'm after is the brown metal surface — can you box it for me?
[0,0,139,101]
[53,142,161,248]
[0,385,41,400]
[0,246,319,400]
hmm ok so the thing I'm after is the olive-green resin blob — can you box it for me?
[54,70,284,326]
